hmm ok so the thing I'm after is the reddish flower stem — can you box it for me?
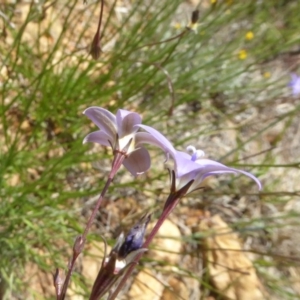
[108,194,181,300]
[58,152,125,300]
[108,178,194,300]
[96,0,104,39]
[82,177,113,238]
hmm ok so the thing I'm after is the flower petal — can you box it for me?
[206,168,262,190]
[289,74,300,96]
[122,147,151,176]
[135,125,176,156]
[290,73,299,84]
[83,107,117,138]
[173,150,262,192]
[116,109,142,138]
[183,158,261,191]
[83,130,111,146]
[174,150,210,177]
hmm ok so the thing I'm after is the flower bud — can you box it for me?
[118,213,151,259]
[89,214,151,300]
[90,32,102,60]
[53,268,65,298]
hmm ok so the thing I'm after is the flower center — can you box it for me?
[186,145,205,161]
[118,134,135,154]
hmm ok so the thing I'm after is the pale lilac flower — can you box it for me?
[83,107,173,176]
[173,146,262,194]
[288,73,300,96]
[136,125,261,194]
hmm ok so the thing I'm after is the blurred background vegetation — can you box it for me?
[1,0,300,299]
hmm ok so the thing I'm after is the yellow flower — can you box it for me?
[211,0,217,3]
[245,31,254,41]
[187,22,199,32]
[263,72,271,78]
[173,22,182,30]
[238,49,247,60]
